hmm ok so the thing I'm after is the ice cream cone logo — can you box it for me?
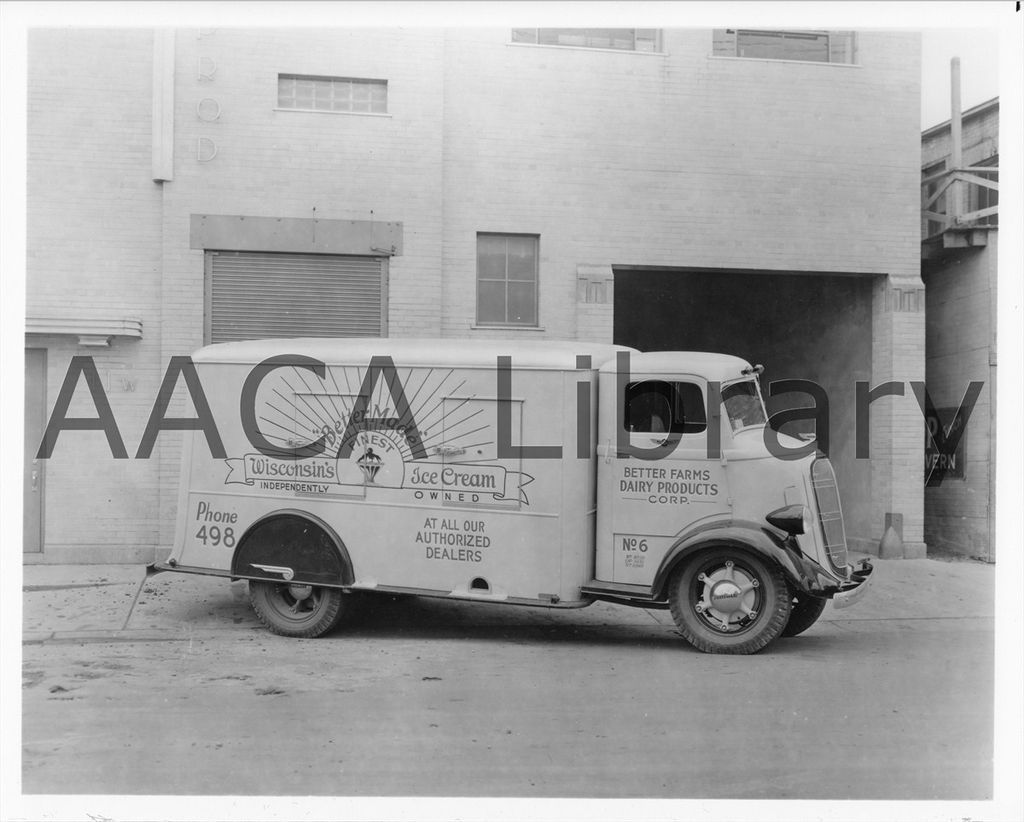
[357,447,384,484]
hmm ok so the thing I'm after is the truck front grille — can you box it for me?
[811,458,848,574]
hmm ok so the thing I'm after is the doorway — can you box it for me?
[24,348,46,553]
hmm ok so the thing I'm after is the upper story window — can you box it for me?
[712,30,857,64]
[512,28,662,53]
[278,74,387,114]
[477,234,539,327]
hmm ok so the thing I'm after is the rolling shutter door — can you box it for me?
[207,251,386,343]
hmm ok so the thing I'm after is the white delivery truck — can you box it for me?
[156,338,872,654]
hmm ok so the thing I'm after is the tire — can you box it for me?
[781,591,828,637]
[248,580,347,638]
[668,547,792,654]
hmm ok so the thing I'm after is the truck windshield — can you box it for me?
[721,380,766,431]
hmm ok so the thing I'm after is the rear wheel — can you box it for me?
[668,547,791,654]
[249,580,347,638]
[781,591,828,637]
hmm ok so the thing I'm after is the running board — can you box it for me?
[580,580,669,610]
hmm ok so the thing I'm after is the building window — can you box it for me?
[476,234,539,327]
[512,28,662,53]
[712,30,856,64]
[277,74,387,114]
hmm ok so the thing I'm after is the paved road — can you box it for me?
[21,561,994,800]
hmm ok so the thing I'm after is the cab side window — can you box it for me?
[623,381,707,434]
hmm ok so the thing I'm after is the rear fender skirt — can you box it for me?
[651,519,837,599]
[231,512,354,587]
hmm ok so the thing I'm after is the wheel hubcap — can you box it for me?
[709,580,744,611]
[695,560,760,633]
[277,583,318,617]
[286,584,313,601]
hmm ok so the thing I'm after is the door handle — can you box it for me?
[31,464,39,491]
[433,445,466,457]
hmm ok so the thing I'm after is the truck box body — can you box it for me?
[173,338,628,606]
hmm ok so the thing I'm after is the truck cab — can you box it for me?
[585,350,872,653]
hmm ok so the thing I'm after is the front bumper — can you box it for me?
[830,559,874,610]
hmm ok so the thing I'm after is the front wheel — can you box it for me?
[781,591,828,637]
[668,548,792,654]
[249,580,347,638]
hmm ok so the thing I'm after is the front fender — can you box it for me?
[651,519,837,600]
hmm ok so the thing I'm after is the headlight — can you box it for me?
[766,504,811,536]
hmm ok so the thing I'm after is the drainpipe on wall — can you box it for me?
[949,57,964,225]
[988,248,997,563]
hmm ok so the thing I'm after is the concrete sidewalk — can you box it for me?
[22,564,257,643]
[22,554,995,644]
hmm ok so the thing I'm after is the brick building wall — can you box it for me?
[440,28,924,553]
[27,30,166,559]
[922,244,996,558]
[442,29,923,334]
[922,100,999,168]
[26,27,926,562]
[153,28,447,548]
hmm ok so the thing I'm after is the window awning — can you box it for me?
[25,316,143,347]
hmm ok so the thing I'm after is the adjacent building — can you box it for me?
[920,97,999,560]
[25,27,926,564]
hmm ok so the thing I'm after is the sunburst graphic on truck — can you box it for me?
[223,360,533,504]
[249,362,474,461]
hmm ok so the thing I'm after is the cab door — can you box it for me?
[596,372,730,584]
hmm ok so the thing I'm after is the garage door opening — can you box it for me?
[613,267,874,550]
[205,251,387,343]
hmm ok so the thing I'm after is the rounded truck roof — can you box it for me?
[193,339,754,380]
[191,337,635,370]
[600,351,754,383]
